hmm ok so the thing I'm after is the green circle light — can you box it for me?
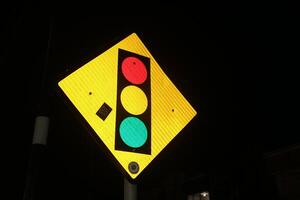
[120,117,148,148]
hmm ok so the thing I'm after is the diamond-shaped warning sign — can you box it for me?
[58,33,197,180]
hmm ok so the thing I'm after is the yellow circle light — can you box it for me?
[121,85,148,115]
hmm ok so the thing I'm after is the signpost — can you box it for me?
[58,33,197,198]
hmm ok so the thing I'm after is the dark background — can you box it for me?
[1,1,299,200]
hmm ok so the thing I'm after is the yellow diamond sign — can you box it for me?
[58,33,197,180]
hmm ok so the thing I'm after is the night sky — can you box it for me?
[2,2,298,200]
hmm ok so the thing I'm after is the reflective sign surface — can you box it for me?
[58,33,197,179]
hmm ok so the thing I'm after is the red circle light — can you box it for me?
[121,57,147,85]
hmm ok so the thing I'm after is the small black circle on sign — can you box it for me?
[128,161,139,174]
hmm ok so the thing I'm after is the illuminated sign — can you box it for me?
[58,33,197,180]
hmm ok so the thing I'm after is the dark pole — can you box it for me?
[124,178,137,200]
[22,16,53,200]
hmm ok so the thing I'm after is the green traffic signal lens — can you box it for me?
[120,117,148,148]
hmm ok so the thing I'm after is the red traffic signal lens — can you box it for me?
[121,56,147,85]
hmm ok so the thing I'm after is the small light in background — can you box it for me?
[201,192,209,197]
[187,191,210,200]
[200,191,210,200]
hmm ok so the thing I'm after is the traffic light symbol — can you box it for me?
[58,33,197,179]
[115,49,151,155]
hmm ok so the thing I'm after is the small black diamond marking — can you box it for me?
[96,103,112,121]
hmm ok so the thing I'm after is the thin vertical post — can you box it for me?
[22,15,53,200]
[124,178,137,200]
[23,116,50,200]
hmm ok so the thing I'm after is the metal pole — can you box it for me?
[32,116,50,145]
[23,116,50,200]
[23,15,52,200]
[124,178,137,200]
